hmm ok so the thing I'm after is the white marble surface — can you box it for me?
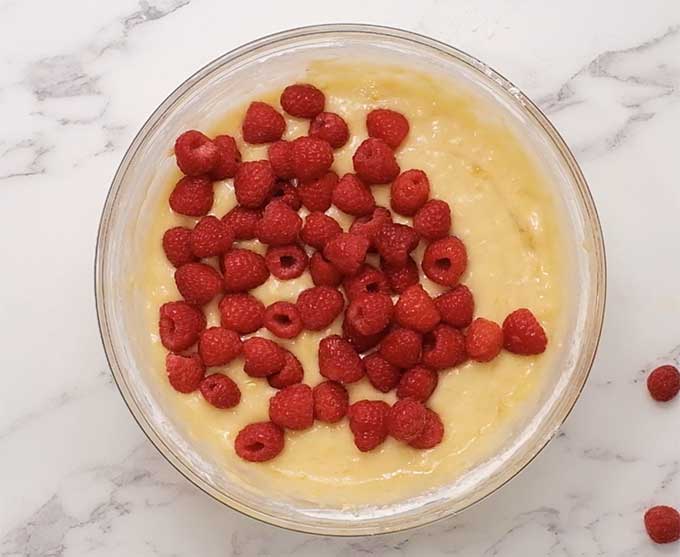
[1,0,680,554]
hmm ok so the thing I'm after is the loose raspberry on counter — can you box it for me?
[409,409,444,449]
[647,365,680,402]
[268,140,294,180]
[309,252,343,287]
[342,316,387,354]
[323,232,370,276]
[233,160,276,209]
[422,324,467,370]
[397,365,438,402]
[308,112,350,149]
[318,335,365,383]
[366,108,410,149]
[348,400,390,452]
[268,350,304,389]
[269,384,314,430]
[200,373,241,409]
[242,337,286,377]
[190,215,234,258]
[466,318,503,363]
[296,286,344,330]
[390,169,430,216]
[235,422,284,462]
[209,134,241,180]
[332,173,376,217]
[388,398,427,442]
[291,136,334,182]
[300,212,342,251]
[422,236,468,287]
[435,285,474,328]
[264,301,303,339]
[644,505,680,544]
[174,130,219,176]
[162,227,197,268]
[502,308,548,355]
[364,352,401,393]
[313,381,349,423]
[280,83,325,119]
[198,326,242,367]
[169,175,214,216]
[265,244,308,280]
[159,301,206,352]
[221,206,262,241]
[297,171,338,212]
[375,222,420,268]
[343,264,390,302]
[349,207,393,251]
[174,262,223,305]
[379,327,423,369]
[394,284,441,333]
[166,353,205,394]
[352,138,400,185]
[271,180,301,210]
[242,101,286,144]
[218,293,264,334]
[346,293,394,336]
[255,200,302,246]
[221,248,269,292]
[381,256,420,294]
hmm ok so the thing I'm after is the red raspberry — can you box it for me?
[348,400,390,451]
[267,140,294,179]
[422,324,467,370]
[435,285,474,328]
[409,409,444,449]
[308,112,349,148]
[255,199,302,246]
[190,215,234,258]
[233,160,276,209]
[291,136,333,181]
[332,174,376,217]
[343,264,390,301]
[466,318,503,362]
[269,384,314,430]
[364,352,401,393]
[296,286,344,330]
[174,262,223,305]
[264,301,303,339]
[318,335,365,383]
[166,353,205,393]
[647,365,680,402]
[235,422,284,462]
[352,138,400,185]
[209,134,241,180]
[242,337,286,377]
[309,251,343,287]
[397,365,438,402]
[388,398,426,442]
[297,171,338,212]
[502,308,548,355]
[174,130,218,176]
[162,227,196,268]
[242,101,285,144]
[313,381,349,423]
[644,506,680,544]
[222,206,261,240]
[366,108,410,149]
[221,249,269,292]
[271,180,301,210]
[342,315,387,354]
[300,212,342,250]
[200,373,241,409]
[268,350,304,389]
[379,327,423,369]
[280,83,325,118]
[346,293,393,336]
[394,284,441,333]
[169,175,214,216]
[390,169,430,216]
[422,236,468,287]
[218,293,264,334]
[158,301,206,352]
[414,199,451,241]
[349,207,392,251]
[375,222,419,268]
[381,256,419,294]
[198,326,242,366]
[323,232,369,276]
[264,244,308,280]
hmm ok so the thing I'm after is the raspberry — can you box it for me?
[388,398,426,442]
[364,352,401,393]
[647,365,680,402]
[394,284,441,333]
[466,318,503,362]
[300,212,342,250]
[200,373,241,409]
[414,199,451,241]
[644,506,680,544]
[352,138,400,185]
[169,175,214,216]
[162,227,196,268]
[318,335,365,383]
[267,140,294,179]
[269,384,314,430]
[308,112,349,148]
[313,381,349,423]
[332,174,376,217]
[222,206,261,240]
[242,337,286,377]
[309,251,343,287]
[221,249,269,292]
[218,293,264,334]
[375,223,419,268]
[323,232,369,276]
[242,101,285,144]
[174,262,223,305]
[280,83,325,118]
[291,136,333,181]
[296,286,344,330]
[422,236,468,287]
[235,422,284,462]
[271,180,301,210]
[190,215,234,258]
[209,134,241,180]
[174,130,218,176]
[435,285,474,328]
[379,327,423,369]
[397,365,438,402]
[409,409,444,449]
[158,301,206,352]
[349,207,392,251]
[502,308,548,355]
[268,350,304,389]
[342,316,387,354]
[166,353,205,393]
[348,400,390,452]
[422,324,467,370]
[198,326,242,366]
[366,108,410,149]
[264,301,303,339]
[264,244,308,280]
[233,160,276,209]
[346,293,393,336]
[391,169,430,216]
[297,171,338,212]
[343,264,390,301]
[254,200,302,246]
[381,256,419,294]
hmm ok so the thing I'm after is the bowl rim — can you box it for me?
[95,23,607,536]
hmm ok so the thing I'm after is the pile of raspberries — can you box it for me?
[159,82,548,464]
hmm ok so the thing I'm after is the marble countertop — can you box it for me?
[2,1,680,554]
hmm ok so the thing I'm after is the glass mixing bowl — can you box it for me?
[95,24,606,535]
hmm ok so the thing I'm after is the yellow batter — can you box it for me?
[138,61,567,507]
